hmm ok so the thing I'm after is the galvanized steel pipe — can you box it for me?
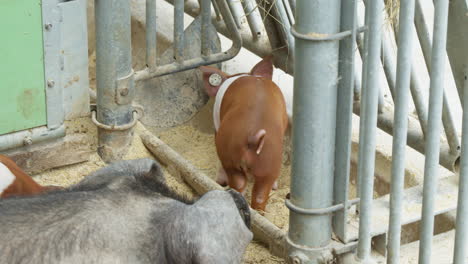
[200,0,211,56]
[333,0,357,243]
[0,125,65,152]
[356,0,383,261]
[414,0,460,155]
[274,0,294,54]
[95,0,135,162]
[241,0,263,38]
[453,69,468,264]
[288,0,341,262]
[387,1,415,263]
[174,0,185,62]
[418,1,450,263]
[146,0,157,69]
[227,0,244,28]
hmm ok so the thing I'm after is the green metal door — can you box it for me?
[0,0,47,135]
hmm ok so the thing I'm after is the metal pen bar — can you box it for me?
[453,69,468,263]
[174,0,184,62]
[136,0,242,82]
[134,51,238,80]
[409,62,429,136]
[212,0,222,21]
[356,0,383,261]
[355,16,386,120]
[380,29,429,137]
[353,102,458,173]
[200,0,211,56]
[227,0,243,28]
[241,0,263,38]
[382,20,429,136]
[387,1,416,263]
[414,0,460,154]
[381,32,397,100]
[333,0,357,243]
[274,0,295,52]
[288,0,341,260]
[288,0,295,15]
[165,0,276,69]
[146,0,157,69]
[282,0,295,25]
[95,0,134,162]
[418,1,450,263]
[356,0,371,197]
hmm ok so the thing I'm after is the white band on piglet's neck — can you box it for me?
[213,74,250,131]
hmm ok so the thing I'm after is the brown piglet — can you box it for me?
[0,154,62,198]
[199,56,288,211]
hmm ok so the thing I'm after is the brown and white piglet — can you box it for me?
[0,154,62,198]
[199,56,288,211]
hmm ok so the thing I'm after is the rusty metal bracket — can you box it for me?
[115,69,135,105]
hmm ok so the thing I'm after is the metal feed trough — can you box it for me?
[94,0,468,263]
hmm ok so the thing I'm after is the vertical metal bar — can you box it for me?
[212,0,222,21]
[453,68,468,264]
[381,17,429,136]
[200,0,211,56]
[414,0,460,154]
[387,0,416,263]
[356,0,371,197]
[418,1,450,263]
[227,0,243,28]
[380,29,429,137]
[288,0,341,262]
[356,2,386,149]
[381,34,397,100]
[174,0,184,62]
[356,0,383,261]
[333,0,357,243]
[146,0,157,69]
[288,0,296,15]
[241,0,263,38]
[95,0,134,162]
[282,0,295,25]
[275,0,295,53]
[409,64,429,136]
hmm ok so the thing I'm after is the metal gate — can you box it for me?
[94,0,468,263]
[289,0,468,263]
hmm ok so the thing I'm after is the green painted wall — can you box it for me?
[0,0,47,135]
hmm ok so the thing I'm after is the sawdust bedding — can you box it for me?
[33,102,291,263]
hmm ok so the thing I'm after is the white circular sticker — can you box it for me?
[209,73,222,86]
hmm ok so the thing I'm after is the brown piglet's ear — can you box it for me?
[199,66,227,97]
[250,55,273,79]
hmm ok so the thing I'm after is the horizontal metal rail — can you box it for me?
[0,125,65,152]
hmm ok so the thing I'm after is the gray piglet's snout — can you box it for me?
[227,189,251,229]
